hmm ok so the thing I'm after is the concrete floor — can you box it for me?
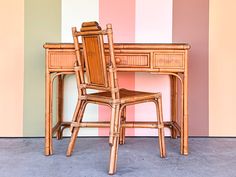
[0,137,236,177]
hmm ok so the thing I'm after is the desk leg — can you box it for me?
[182,73,188,155]
[56,75,64,140]
[170,75,178,139]
[45,72,53,155]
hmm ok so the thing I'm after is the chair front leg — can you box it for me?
[66,100,86,156]
[119,107,126,145]
[155,96,166,158]
[108,104,120,175]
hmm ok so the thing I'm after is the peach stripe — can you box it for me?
[99,0,135,136]
[209,0,236,136]
[0,0,24,136]
[135,73,171,136]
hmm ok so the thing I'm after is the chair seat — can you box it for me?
[87,88,161,105]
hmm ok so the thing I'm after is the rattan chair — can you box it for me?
[66,21,166,175]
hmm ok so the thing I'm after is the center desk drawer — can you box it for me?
[106,53,150,68]
[48,50,151,69]
[153,51,185,69]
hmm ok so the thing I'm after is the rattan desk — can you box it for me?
[43,43,190,156]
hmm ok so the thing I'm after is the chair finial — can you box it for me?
[106,23,112,29]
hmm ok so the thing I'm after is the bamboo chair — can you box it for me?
[66,21,166,175]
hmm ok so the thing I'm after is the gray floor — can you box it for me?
[0,137,236,177]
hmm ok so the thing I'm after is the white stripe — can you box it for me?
[61,0,99,136]
[135,0,173,43]
[61,0,99,42]
[135,0,173,136]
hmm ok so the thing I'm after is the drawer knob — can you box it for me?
[115,57,121,64]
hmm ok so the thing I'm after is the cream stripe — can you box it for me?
[61,0,99,42]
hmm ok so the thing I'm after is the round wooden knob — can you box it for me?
[115,57,121,64]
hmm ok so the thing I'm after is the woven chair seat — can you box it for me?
[88,89,161,104]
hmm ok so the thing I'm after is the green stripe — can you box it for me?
[24,0,61,136]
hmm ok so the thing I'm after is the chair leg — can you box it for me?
[119,107,126,145]
[109,136,119,175]
[156,96,166,158]
[67,128,79,156]
[108,105,120,175]
[66,101,86,156]
[71,100,82,129]
[56,127,62,140]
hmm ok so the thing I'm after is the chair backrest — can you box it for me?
[72,21,119,99]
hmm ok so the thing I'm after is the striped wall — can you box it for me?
[61,0,172,136]
[0,0,236,137]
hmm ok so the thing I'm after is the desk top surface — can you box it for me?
[44,43,190,50]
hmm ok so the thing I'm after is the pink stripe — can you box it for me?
[134,0,173,136]
[99,0,135,43]
[173,0,209,136]
[99,0,135,136]
[134,74,171,136]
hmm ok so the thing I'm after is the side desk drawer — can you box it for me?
[48,51,76,69]
[153,52,184,69]
[106,53,150,68]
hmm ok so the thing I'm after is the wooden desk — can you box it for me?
[43,43,190,156]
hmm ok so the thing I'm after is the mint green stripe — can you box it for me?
[24,0,61,136]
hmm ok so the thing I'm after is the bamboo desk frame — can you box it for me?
[43,43,190,156]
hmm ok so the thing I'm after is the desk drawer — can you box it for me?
[153,52,184,69]
[48,50,76,69]
[48,51,151,69]
[106,53,150,68]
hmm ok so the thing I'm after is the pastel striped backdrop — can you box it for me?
[1,0,236,137]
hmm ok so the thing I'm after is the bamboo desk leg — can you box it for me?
[45,71,52,155]
[56,75,64,140]
[170,74,188,155]
[183,68,188,155]
[170,75,178,139]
